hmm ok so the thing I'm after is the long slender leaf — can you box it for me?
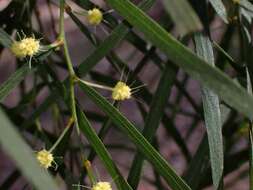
[0,108,59,190]
[163,0,202,36]
[246,67,253,189]
[0,28,13,48]
[127,63,178,188]
[76,107,133,190]
[78,81,191,190]
[105,0,253,120]
[209,0,228,23]
[195,33,224,189]
[0,64,33,102]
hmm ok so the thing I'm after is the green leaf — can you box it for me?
[246,67,253,189]
[78,81,191,190]
[127,63,178,188]
[162,0,202,36]
[0,64,33,102]
[209,0,228,23]
[195,33,224,189]
[0,28,13,48]
[76,107,133,190]
[0,108,59,190]
[105,0,253,120]
[239,0,253,24]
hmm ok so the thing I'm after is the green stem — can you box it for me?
[83,160,97,185]
[49,117,74,153]
[78,78,113,91]
[59,0,79,134]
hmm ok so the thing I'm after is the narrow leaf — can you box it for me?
[0,108,59,190]
[127,63,178,188]
[0,28,13,48]
[246,67,253,189]
[76,107,133,190]
[0,64,33,102]
[195,33,224,189]
[209,0,228,23]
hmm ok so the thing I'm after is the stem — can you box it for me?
[83,160,97,185]
[59,0,75,76]
[59,0,79,134]
[78,78,113,91]
[49,117,74,153]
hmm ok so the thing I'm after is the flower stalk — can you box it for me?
[59,0,79,134]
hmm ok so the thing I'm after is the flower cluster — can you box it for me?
[112,81,131,101]
[87,8,103,26]
[11,37,40,58]
[36,149,54,169]
[92,182,112,190]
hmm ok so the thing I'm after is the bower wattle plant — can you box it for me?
[0,0,253,190]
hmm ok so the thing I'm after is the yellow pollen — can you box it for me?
[112,81,131,101]
[92,182,112,190]
[11,37,40,58]
[87,8,103,25]
[36,149,54,169]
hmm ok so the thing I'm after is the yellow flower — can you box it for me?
[11,37,40,58]
[87,8,103,25]
[92,182,112,190]
[36,149,54,169]
[112,81,131,101]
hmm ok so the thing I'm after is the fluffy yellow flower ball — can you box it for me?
[92,182,112,190]
[36,149,54,169]
[87,8,103,25]
[112,81,131,101]
[11,37,40,58]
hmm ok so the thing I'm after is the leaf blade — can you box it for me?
[127,63,178,188]
[0,64,33,102]
[195,33,224,189]
[209,0,228,23]
[76,107,133,190]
